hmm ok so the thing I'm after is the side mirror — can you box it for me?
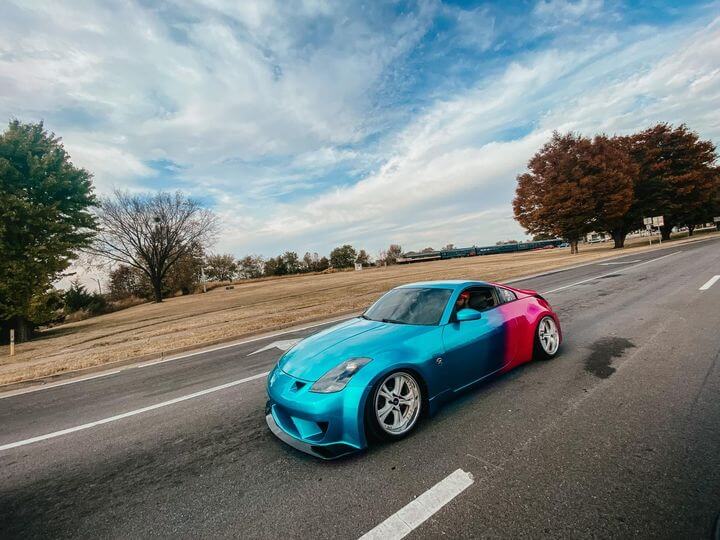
[456,308,482,322]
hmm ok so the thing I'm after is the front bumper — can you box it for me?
[265,409,357,460]
[265,368,368,460]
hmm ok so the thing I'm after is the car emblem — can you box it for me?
[436,357,443,365]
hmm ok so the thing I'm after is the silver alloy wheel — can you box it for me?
[538,316,560,355]
[374,372,421,436]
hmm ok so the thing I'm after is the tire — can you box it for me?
[534,315,560,360]
[366,370,423,442]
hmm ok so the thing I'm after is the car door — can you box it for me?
[494,286,522,364]
[441,287,514,391]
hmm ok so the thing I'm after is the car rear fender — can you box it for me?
[503,285,553,309]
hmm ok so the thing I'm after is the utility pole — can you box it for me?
[9,329,14,357]
[201,266,207,293]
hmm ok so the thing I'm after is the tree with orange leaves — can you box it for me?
[627,124,718,240]
[513,132,635,254]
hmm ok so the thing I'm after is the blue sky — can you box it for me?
[1,0,719,260]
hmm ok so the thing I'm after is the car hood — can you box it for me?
[278,317,434,382]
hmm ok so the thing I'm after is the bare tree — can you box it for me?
[355,249,371,267]
[91,191,218,303]
[385,244,403,265]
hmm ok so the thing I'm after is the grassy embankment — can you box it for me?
[1,229,717,387]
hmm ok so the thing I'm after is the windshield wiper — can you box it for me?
[381,318,408,325]
[359,314,370,320]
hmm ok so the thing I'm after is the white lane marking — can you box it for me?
[598,260,642,265]
[248,338,301,356]
[0,315,352,400]
[699,275,720,291]
[0,371,269,452]
[359,469,474,540]
[541,251,680,294]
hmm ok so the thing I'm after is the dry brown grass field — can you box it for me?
[1,231,717,386]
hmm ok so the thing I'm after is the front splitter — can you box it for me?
[265,412,358,460]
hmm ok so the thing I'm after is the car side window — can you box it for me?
[455,287,498,313]
[497,287,517,304]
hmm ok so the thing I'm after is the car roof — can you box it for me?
[395,280,493,290]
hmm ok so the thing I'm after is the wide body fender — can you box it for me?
[344,330,447,443]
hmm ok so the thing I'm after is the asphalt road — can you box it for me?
[1,237,719,539]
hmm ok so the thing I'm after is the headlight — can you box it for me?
[310,357,372,393]
[267,366,279,386]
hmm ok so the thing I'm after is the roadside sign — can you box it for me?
[714,216,720,222]
[644,215,664,245]
[354,263,362,271]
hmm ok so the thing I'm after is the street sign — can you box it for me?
[354,263,363,271]
[644,215,664,245]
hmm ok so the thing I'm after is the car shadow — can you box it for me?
[363,357,555,459]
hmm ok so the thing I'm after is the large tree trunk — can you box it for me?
[687,224,695,236]
[151,277,163,303]
[570,240,579,254]
[11,316,32,343]
[611,228,626,249]
[660,224,672,241]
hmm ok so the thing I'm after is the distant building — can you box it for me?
[585,232,610,243]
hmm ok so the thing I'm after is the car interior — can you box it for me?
[459,287,498,313]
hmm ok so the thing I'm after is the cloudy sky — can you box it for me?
[1,0,719,260]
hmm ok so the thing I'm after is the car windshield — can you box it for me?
[363,287,452,326]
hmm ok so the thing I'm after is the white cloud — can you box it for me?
[218,16,720,255]
[0,0,434,190]
[63,139,153,192]
[1,1,718,259]
[533,0,605,25]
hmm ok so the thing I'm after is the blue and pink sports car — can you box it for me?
[266,280,561,459]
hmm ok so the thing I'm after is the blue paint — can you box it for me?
[266,280,513,455]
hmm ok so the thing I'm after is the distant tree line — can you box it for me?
[106,242,409,301]
[513,124,720,254]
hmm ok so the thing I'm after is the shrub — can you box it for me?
[64,281,107,315]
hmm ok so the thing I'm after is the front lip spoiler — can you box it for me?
[265,412,358,460]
